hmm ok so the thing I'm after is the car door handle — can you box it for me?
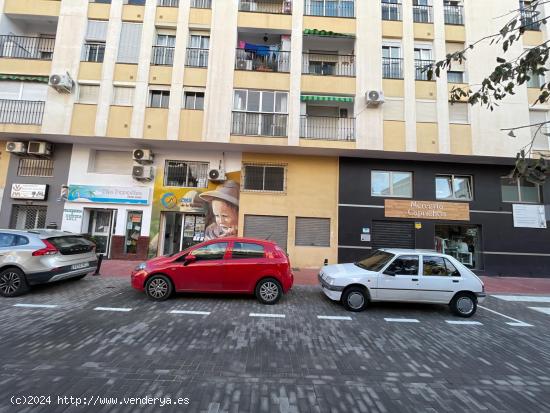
[452,279,459,283]
[412,278,419,282]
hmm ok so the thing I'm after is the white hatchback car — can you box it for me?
[319,249,486,317]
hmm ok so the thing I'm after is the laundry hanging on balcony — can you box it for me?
[301,95,354,103]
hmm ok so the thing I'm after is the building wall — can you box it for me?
[0,140,9,206]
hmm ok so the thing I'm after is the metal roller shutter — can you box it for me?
[295,217,330,247]
[372,220,415,250]
[244,215,288,251]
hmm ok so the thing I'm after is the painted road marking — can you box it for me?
[13,303,58,309]
[493,295,550,303]
[93,307,132,312]
[317,315,353,320]
[478,305,533,327]
[528,307,550,315]
[169,310,210,315]
[384,318,420,323]
[249,313,286,318]
[445,320,483,325]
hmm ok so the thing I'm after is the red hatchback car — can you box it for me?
[131,237,293,304]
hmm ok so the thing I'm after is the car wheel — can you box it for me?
[0,268,29,297]
[450,292,477,318]
[255,278,283,305]
[145,275,173,301]
[342,286,369,312]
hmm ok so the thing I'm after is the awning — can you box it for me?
[303,28,355,38]
[301,95,354,102]
[0,74,49,83]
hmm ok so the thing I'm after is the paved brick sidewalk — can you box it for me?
[98,259,550,295]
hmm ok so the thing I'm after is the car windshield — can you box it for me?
[354,250,395,272]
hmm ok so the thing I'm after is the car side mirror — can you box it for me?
[384,270,396,276]
[183,255,196,266]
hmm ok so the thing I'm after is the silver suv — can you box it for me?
[0,230,98,297]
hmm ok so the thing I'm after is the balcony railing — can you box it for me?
[444,5,463,25]
[302,53,355,76]
[382,2,402,21]
[185,48,209,67]
[382,57,403,79]
[520,10,541,30]
[191,0,211,8]
[0,100,45,125]
[415,59,434,80]
[151,45,175,65]
[158,0,179,6]
[235,49,290,72]
[413,4,432,23]
[300,116,355,141]
[238,0,292,14]
[0,35,55,60]
[304,0,355,18]
[231,111,288,137]
[82,43,105,63]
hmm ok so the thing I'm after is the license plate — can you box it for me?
[71,262,89,270]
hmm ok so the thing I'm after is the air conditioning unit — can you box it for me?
[6,141,27,155]
[132,149,154,164]
[366,90,385,107]
[236,59,253,71]
[208,168,226,182]
[241,1,258,11]
[49,72,74,93]
[132,165,154,181]
[27,141,53,157]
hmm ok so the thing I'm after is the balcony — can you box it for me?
[0,100,44,125]
[302,53,355,77]
[300,116,355,141]
[415,59,434,81]
[185,48,209,67]
[413,4,433,23]
[235,49,290,73]
[231,111,288,137]
[382,1,401,21]
[238,0,291,14]
[304,0,355,17]
[444,5,464,25]
[521,9,541,30]
[152,45,175,66]
[382,57,403,79]
[4,0,61,18]
[0,35,55,60]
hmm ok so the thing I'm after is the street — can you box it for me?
[1,276,550,413]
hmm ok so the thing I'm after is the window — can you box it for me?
[126,0,145,4]
[527,70,545,88]
[382,44,402,79]
[382,0,401,21]
[113,86,134,106]
[77,84,100,104]
[164,160,209,187]
[384,255,419,276]
[414,46,433,80]
[231,242,265,259]
[191,0,211,8]
[232,89,289,136]
[118,23,143,64]
[190,242,228,260]
[186,34,210,67]
[158,0,179,6]
[0,233,29,247]
[530,109,550,150]
[436,175,473,201]
[17,158,54,177]
[447,71,464,83]
[83,20,107,62]
[422,256,460,276]
[416,100,437,122]
[448,102,469,124]
[125,211,142,254]
[152,33,176,65]
[371,171,413,198]
[501,178,541,203]
[305,0,355,18]
[243,164,285,192]
[184,91,205,110]
[383,98,405,121]
[295,217,330,247]
[89,150,133,174]
[413,0,432,23]
[10,205,47,230]
[149,90,170,108]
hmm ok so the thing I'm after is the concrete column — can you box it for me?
[287,0,304,146]
[402,0,417,152]
[433,0,450,154]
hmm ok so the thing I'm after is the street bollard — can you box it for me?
[94,254,104,276]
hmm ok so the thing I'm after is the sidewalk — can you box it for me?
[98,260,550,295]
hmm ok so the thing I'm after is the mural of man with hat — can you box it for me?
[199,180,240,241]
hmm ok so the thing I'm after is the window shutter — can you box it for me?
[383,98,405,121]
[416,100,437,123]
[530,109,550,150]
[445,42,465,71]
[295,217,330,247]
[448,102,469,123]
[21,83,48,101]
[113,86,134,106]
[118,23,143,63]
[86,20,108,42]
[78,85,100,104]
[244,215,288,251]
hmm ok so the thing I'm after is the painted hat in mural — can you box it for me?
[199,180,240,206]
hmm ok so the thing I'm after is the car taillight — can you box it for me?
[32,239,59,256]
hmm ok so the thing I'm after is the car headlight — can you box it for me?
[135,263,147,271]
[324,276,335,285]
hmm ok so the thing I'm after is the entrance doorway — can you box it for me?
[88,209,115,257]
[160,212,206,256]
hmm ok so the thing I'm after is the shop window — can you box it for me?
[435,224,481,269]
[125,211,142,254]
[188,242,228,261]
[231,242,265,259]
[295,217,330,247]
[435,175,473,201]
[500,178,541,203]
[164,160,209,187]
[184,92,205,110]
[422,256,460,276]
[384,255,419,275]
[243,164,286,192]
[10,205,47,230]
[371,171,413,198]
[17,157,54,177]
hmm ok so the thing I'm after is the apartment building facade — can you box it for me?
[0,0,548,274]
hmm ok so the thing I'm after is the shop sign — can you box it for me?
[11,183,47,200]
[67,185,150,205]
[512,204,547,229]
[63,208,83,222]
[385,199,470,221]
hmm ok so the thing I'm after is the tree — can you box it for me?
[427,0,549,185]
